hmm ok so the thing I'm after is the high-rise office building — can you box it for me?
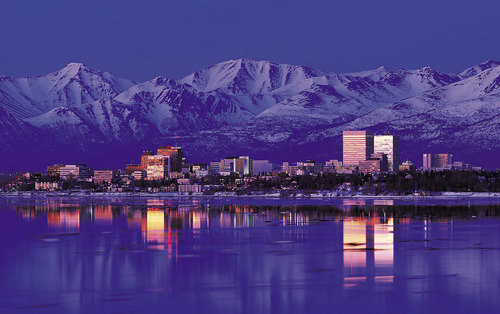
[374,135,401,172]
[219,156,253,175]
[343,130,374,166]
[157,146,184,172]
[141,151,155,168]
[235,156,253,175]
[423,154,432,170]
[423,153,452,170]
[146,155,171,180]
[433,154,452,169]
[126,151,154,175]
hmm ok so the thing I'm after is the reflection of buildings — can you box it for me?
[92,205,113,225]
[47,210,80,229]
[143,210,167,250]
[140,200,180,255]
[342,199,367,211]
[373,200,394,206]
[343,217,394,287]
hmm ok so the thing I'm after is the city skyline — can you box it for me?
[3,2,500,314]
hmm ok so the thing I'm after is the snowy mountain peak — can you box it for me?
[57,62,96,77]
[0,62,136,119]
[180,58,326,96]
[63,62,87,69]
[460,59,500,78]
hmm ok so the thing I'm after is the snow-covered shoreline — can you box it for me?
[2,190,500,200]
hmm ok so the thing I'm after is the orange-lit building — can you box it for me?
[126,151,154,175]
[47,164,65,178]
[157,146,184,172]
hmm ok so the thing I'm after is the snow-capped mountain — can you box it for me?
[460,60,500,79]
[180,58,329,115]
[0,58,499,171]
[0,63,135,118]
[26,76,254,145]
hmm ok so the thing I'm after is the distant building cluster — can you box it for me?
[340,130,399,174]
[9,129,485,193]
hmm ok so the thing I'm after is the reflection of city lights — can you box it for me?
[143,210,166,250]
[47,210,80,229]
[343,217,394,284]
[344,219,368,269]
[93,205,113,224]
[373,200,394,206]
[342,199,367,211]
[374,218,394,266]
[126,211,142,229]
[147,199,165,208]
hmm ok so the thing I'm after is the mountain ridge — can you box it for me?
[0,58,499,171]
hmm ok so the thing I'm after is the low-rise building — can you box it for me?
[59,164,91,181]
[399,160,416,172]
[178,178,194,185]
[169,172,185,179]
[94,170,120,184]
[178,184,203,193]
[359,153,389,174]
[133,171,146,181]
[35,182,62,191]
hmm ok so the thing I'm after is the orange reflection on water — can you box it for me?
[93,205,112,225]
[343,218,370,269]
[47,210,80,229]
[143,210,166,250]
[343,217,394,284]
[375,218,394,266]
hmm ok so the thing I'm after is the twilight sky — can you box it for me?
[1,0,499,82]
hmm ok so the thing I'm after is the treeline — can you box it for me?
[245,171,500,194]
[5,170,500,194]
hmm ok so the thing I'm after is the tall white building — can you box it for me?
[374,135,401,172]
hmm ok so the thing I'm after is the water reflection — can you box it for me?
[4,198,500,313]
[343,217,394,288]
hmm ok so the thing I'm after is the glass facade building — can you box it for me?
[374,135,401,172]
[343,130,374,167]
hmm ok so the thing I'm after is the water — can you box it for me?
[1,197,500,313]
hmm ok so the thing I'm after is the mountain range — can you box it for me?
[1,58,499,172]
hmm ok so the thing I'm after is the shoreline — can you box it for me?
[2,191,500,200]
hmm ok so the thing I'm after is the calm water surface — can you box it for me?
[1,197,500,313]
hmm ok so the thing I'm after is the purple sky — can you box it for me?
[1,0,499,81]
